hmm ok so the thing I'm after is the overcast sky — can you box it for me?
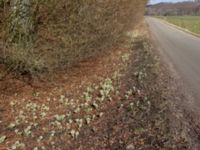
[149,0,194,4]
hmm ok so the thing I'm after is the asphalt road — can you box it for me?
[146,17,200,108]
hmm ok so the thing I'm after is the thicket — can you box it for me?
[0,0,146,75]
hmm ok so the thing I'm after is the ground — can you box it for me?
[0,23,199,149]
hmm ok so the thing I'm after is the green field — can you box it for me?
[158,16,200,35]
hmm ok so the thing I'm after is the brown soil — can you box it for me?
[0,40,132,149]
[0,25,198,149]
[67,39,190,150]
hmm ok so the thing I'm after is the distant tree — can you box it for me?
[146,1,200,16]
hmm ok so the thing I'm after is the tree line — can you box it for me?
[146,1,200,16]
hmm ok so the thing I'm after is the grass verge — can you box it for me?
[157,16,200,35]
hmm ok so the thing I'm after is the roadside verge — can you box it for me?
[153,17,200,38]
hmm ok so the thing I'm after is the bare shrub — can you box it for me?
[0,0,147,75]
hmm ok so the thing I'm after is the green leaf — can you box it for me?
[0,135,6,144]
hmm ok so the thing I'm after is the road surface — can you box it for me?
[146,17,200,111]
